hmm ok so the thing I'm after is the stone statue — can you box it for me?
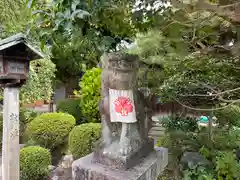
[72,52,168,180]
[94,52,154,169]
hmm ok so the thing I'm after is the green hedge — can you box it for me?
[20,146,51,180]
[26,112,76,149]
[56,98,82,124]
[68,123,101,159]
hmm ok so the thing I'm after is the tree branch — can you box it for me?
[179,87,240,97]
[200,83,240,103]
[174,97,239,112]
[170,0,239,22]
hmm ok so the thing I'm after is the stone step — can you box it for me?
[152,122,163,127]
[151,126,165,131]
[148,130,165,137]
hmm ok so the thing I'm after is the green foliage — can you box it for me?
[131,30,240,104]
[0,0,31,38]
[183,151,240,180]
[20,65,39,104]
[20,59,56,104]
[200,146,211,159]
[161,115,198,132]
[33,58,56,101]
[20,146,51,180]
[163,125,240,158]
[215,151,240,179]
[27,0,137,82]
[0,0,45,58]
[19,108,40,124]
[215,105,240,127]
[212,128,240,150]
[68,123,101,159]
[128,1,240,105]
[26,112,76,149]
[29,0,136,49]
[56,98,82,124]
[183,165,216,180]
[76,68,101,122]
[162,111,240,179]
[19,108,41,141]
[50,32,100,82]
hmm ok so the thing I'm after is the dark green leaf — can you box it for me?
[71,9,91,20]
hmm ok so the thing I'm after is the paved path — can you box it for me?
[27,104,56,113]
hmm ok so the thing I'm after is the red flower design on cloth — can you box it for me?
[114,96,133,116]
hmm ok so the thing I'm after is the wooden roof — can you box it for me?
[0,33,44,60]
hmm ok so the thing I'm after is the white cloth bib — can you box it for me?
[109,89,137,123]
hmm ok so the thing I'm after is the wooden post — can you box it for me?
[2,87,20,180]
[49,93,54,112]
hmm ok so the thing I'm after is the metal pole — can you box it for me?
[2,87,20,180]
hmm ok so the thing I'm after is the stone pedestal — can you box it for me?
[72,148,168,180]
[93,140,154,170]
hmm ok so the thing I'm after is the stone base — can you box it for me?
[72,148,168,180]
[93,140,154,170]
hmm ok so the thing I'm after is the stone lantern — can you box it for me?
[0,33,43,86]
[0,33,44,180]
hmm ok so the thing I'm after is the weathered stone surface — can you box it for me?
[60,155,74,169]
[180,152,211,170]
[50,154,74,180]
[50,167,72,180]
[96,52,154,169]
[72,148,168,180]
[93,140,154,170]
[72,53,168,180]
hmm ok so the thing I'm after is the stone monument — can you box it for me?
[72,53,168,180]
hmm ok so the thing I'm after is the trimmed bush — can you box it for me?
[20,146,51,180]
[69,123,101,159]
[26,112,76,149]
[56,98,82,124]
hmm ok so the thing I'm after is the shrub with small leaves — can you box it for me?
[183,165,216,180]
[68,123,101,159]
[161,115,198,132]
[215,105,240,128]
[56,98,82,124]
[20,146,51,180]
[26,112,76,149]
[19,108,41,141]
[215,151,240,179]
[77,68,101,122]
[20,108,40,125]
